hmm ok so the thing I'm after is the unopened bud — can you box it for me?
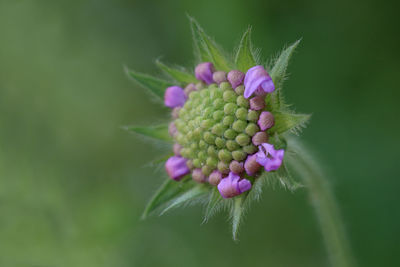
[249,96,265,110]
[209,170,223,186]
[258,111,275,131]
[227,70,245,89]
[212,71,227,84]
[229,160,244,174]
[252,131,269,146]
[192,168,206,183]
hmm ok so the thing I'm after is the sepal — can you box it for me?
[125,67,173,99]
[234,27,258,72]
[155,59,198,84]
[188,16,232,71]
[125,124,172,143]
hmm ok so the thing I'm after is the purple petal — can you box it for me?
[244,65,275,99]
[217,172,252,198]
[195,62,215,84]
[164,86,186,108]
[255,143,285,172]
[165,156,189,181]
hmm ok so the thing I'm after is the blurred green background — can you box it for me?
[0,0,399,266]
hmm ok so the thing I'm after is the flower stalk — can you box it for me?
[287,138,356,267]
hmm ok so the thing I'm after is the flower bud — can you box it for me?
[209,170,223,186]
[195,62,215,84]
[184,83,197,96]
[164,86,187,108]
[244,154,261,176]
[258,111,275,131]
[217,161,230,174]
[252,131,269,146]
[168,122,177,137]
[212,71,227,84]
[227,70,245,89]
[192,168,206,183]
[165,156,189,181]
[229,160,244,174]
[172,107,182,119]
[173,143,182,155]
[244,65,275,98]
[218,172,251,198]
[249,95,266,110]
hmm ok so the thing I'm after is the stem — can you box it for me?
[287,138,356,267]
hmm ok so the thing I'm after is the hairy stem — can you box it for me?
[287,138,356,267]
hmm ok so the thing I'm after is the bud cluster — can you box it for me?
[164,62,283,198]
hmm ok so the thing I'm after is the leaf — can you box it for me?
[270,39,301,90]
[269,39,301,110]
[269,112,311,135]
[142,177,195,219]
[155,60,198,84]
[258,163,302,192]
[203,187,223,223]
[160,184,208,215]
[125,67,174,99]
[188,16,232,71]
[125,124,172,143]
[235,27,257,72]
[230,194,247,241]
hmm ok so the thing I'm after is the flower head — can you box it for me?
[256,143,284,172]
[244,66,275,98]
[218,172,252,198]
[127,18,308,239]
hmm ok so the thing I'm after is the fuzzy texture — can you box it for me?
[164,86,187,108]
[195,62,215,84]
[243,65,275,98]
[256,143,284,172]
[218,172,252,198]
[165,156,190,180]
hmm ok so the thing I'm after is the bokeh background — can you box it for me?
[1,0,399,266]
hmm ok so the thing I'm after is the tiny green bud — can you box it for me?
[207,145,218,157]
[206,157,218,168]
[198,150,207,161]
[219,81,232,91]
[226,140,240,151]
[235,85,245,95]
[217,161,230,174]
[243,144,257,154]
[235,133,250,146]
[235,107,248,121]
[215,137,226,148]
[199,140,207,149]
[204,107,214,118]
[232,120,247,132]
[203,131,216,144]
[224,102,237,115]
[223,90,237,103]
[201,119,214,129]
[193,158,202,168]
[211,123,226,136]
[245,123,259,136]
[224,128,237,140]
[247,110,260,122]
[212,110,224,121]
[200,89,210,98]
[218,149,232,162]
[202,165,213,176]
[223,115,235,126]
[236,95,249,108]
[232,150,247,161]
[196,82,205,90]
[213,98,224,109]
